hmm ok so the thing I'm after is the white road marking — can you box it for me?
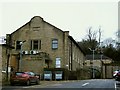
[115,81,120,90]
[82,83,89,87]
[50,84,62,86]
[115,82,117,90]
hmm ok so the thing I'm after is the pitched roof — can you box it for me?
[9,16,85,55]
[68,36,86,55]
[11,16,64,35]
[85,54,111,60]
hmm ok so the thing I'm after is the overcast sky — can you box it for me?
[0,0,119,41]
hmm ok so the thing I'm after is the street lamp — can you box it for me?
[100,54,103,79]
[89,48,97,79]
[19,40,26,71]
[100,42,103,79]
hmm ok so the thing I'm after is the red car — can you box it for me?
[10,72,40,86]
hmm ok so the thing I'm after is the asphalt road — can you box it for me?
[43,79,117,89]
[2,79,120,90]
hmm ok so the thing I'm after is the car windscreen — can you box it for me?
[25,72,35,76]
[15,72,24,76]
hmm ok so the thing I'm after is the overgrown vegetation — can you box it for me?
[78,27,120,63]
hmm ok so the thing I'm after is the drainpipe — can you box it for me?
[6,54,10,81]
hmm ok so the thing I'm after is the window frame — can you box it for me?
[55,57,61,68]
[52,39,58,50]
[33,40,39,50]
[16,41,21,50]
[30,40,41,50]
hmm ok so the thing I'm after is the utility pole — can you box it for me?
[6,49,10,81]
[5,34,14,81]
[100,42,103,79]
[100,54,103,79]
[6,35,10,81]
[98,26,103,78]
[98,26,101,46]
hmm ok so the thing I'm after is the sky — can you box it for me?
[0,0,119,42]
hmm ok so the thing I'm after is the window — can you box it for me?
[31,40,41,50]
[56,57,61,68]
[52,39,58,49]
[33,40,38,49]
[16,41,21,50]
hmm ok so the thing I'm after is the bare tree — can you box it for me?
[103,38,115,47]
[86,27,98,41]
[84,27,98,50]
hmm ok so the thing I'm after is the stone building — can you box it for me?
[0,45,2,83]
[1,44,14,82]
[6,16,85,80]
[85,54,113,79]
[1,44,8,83]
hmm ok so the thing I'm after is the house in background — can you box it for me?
[6,16,85,80]
[85,54,113,79]
[1,44,14,83]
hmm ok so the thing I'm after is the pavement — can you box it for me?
[1,80,79,86]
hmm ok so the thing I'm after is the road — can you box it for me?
[2,79,120,90]
[43,79,119,89]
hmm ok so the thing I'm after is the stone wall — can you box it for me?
[9,16,85,76]
[0,45,2,83]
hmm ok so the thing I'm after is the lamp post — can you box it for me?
[89,48,97,79]
[100,54,103,78]
[100,42,103,79]
[19,40,26,71]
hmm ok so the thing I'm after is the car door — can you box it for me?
[28,72,37,83]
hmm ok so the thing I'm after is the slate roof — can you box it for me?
[85,54,111,60]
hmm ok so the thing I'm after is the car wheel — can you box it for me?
[26,80,30,86]
[10,82,14,86]
[115,77,118,81]
[36,79,40,85]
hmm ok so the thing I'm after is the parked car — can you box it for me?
[10,72,40,86]
[113,70,119,78]
[115,70,120,81]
